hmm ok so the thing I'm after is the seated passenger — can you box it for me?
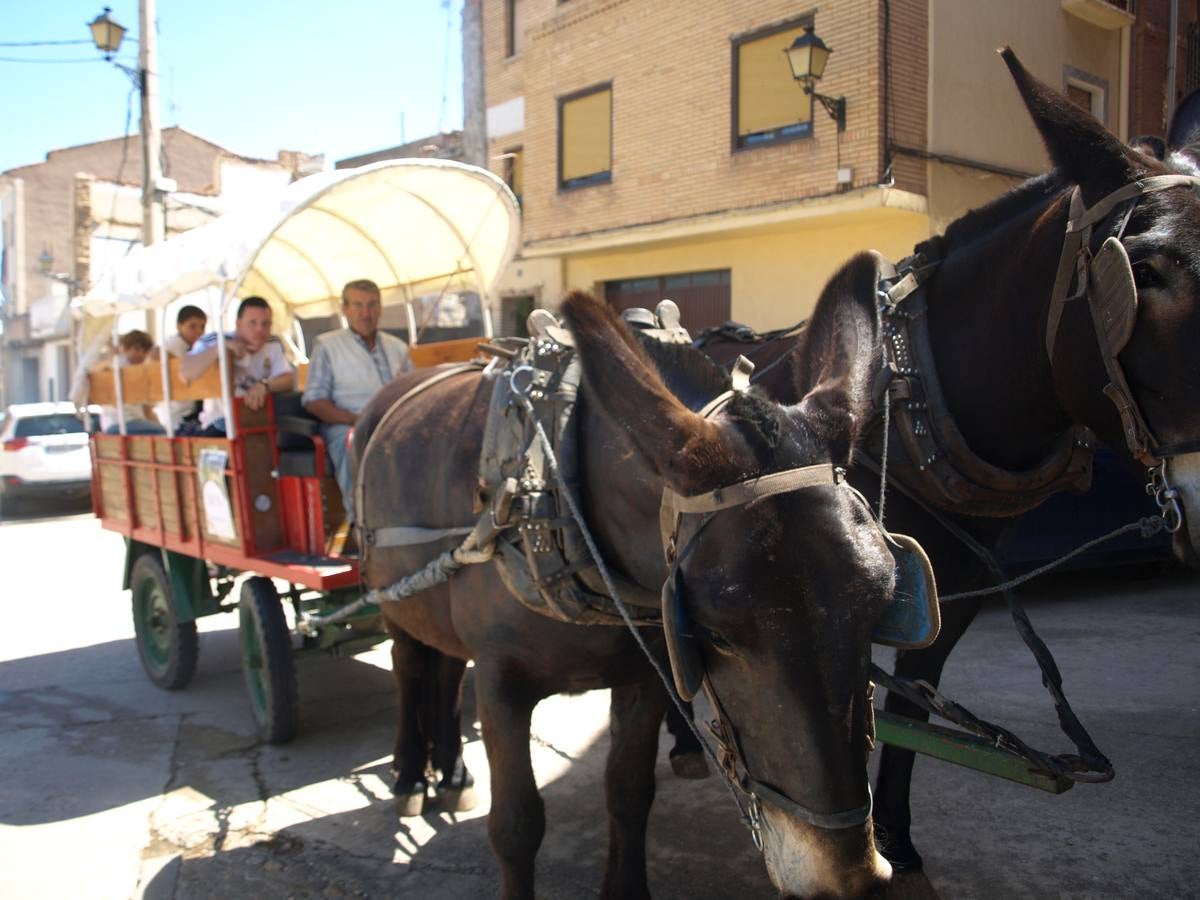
[181,296,294,436]
[302,279,411,523]
[158,304,207,434]
[98,330,166,435]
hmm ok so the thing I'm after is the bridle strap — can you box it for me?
[1046,175,1200,361]
[1045,174,1200,465]
[664,465,841,516]
[704,659,874,831]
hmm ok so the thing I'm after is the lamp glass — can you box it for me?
[89,8,126,56]
[784,25,833,82]
[37,248,53,275]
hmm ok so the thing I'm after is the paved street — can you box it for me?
[0,502,1197,899]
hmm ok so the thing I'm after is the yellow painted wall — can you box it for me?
[554,210,930,331]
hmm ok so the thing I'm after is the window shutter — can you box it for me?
[562,88,612,182]
[738,25,812,137]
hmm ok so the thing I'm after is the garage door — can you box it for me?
[604,269,731,334]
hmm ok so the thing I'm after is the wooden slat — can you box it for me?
[410,337,482,368]
[88,358,309,405]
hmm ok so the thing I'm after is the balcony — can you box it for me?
[1062,0,1136,29]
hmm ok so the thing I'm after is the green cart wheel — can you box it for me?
[238,576,298,744]
[130,553,199,690]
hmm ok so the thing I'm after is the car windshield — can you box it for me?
[15,414,88,437]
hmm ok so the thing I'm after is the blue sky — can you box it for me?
[1,1,464,174]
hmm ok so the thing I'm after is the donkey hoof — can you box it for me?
[435,766,478,812]
[393,779,428,818]
[669,750,710,780]
[874,822,924,872]
[436,784,479,812]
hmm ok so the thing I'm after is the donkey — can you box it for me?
[701,49,1200,870]
[354,279,903,899]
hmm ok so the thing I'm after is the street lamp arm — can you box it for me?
[803,84,846,132]
[109,58,143,90]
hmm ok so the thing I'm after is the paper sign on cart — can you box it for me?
[198,448,237,540]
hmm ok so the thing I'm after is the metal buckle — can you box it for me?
[748,793,765,852]
[1147,463,1184,533]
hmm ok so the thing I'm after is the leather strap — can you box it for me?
[664,465,841,516]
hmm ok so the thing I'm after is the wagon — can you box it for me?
[78,159,520,742]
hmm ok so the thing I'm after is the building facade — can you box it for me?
[480,0,1151,333]
[0,129,321,407]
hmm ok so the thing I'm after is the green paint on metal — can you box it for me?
[133,575,172,671]
[874,710,1074,794]
[162,550,218,621]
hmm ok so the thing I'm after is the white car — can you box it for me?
[0,402,96,515]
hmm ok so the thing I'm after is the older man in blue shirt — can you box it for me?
[303,279,411,523]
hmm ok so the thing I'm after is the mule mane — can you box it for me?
[933,171,1064,253]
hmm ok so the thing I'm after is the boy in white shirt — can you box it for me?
[181,296,294,435]
[159,305,207,433]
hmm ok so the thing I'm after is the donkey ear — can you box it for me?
[1168,87,1200,150]
[793,252,882,465]
[1000,47,1153,201]
[561,292,734,491]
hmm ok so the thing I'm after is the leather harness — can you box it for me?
[875,173,1200,521]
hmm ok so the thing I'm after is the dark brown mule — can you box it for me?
[353,283,898,899]
[703,50,1200,870]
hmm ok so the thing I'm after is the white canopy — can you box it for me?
[76,158,521,326]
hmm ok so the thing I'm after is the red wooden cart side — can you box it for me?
[92,396,359,592]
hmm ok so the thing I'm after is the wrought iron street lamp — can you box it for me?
[88,3,165,264]
[88,7,127,61]
[784,25,846,132]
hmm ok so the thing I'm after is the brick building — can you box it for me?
[0,129,321,406]
[479,0,1153,333]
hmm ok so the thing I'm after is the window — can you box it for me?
[1063,66,1107,125]
[505,0,525,58]
[558,84,612,190]
[733,19,813,150]
[503,147,524,204]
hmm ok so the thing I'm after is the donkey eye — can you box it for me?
[703,630,737,657]
[1131,259,1164,290]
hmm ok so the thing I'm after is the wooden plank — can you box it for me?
[88,358,308,405]
[98,464,128,520]
[874,710,1074,794]
[410,337,482,368]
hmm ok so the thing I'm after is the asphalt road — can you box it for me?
[0,500,1197,899]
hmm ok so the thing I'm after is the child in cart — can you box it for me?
[181,296,294,436]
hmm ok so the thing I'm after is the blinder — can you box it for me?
[874,531,941,650]
[661,567,704,702]
[1089,237,1139,356]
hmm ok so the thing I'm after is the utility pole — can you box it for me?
[140,0,164,249]
[462,0,487,168]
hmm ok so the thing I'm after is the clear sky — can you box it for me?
[1,1,464,174]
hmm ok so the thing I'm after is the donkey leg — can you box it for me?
[602,679,669,900]
[873,598,980,871]
[664,700,709,780]
[428,650,477,811]
[389,628,432,817]
[477,665,543,900]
